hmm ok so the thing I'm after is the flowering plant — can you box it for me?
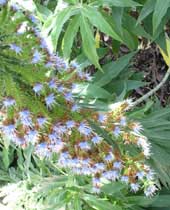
[0,0,157,198]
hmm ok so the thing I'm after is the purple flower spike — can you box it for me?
[45,93,56,109]
[10,44,22,54]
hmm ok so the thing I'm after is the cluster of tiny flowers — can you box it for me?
[0,2,157,197]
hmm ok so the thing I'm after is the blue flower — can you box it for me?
[71,104,80,112]
[81,167,92,175]
[37,117,47,127]
[146,170,155,181]
[102,170,119,181]
[92,177,101,186]
[35,143,50,157]
[33,83,43,95]
[11,3,20,11]
[94,163,105,172]
[91,135,102,144]
[113,161,122,170]
[57,85,65,93]
[45,93,56,109]
[98,114,107,123]
[40,38,48,49]
[48,132,58,142]
[136,171,145,180]
[19,110,33,127]
[104,153,114,162]
[12,136,24,146]
[29,14,38,24]
[10,44,22,54]
[130,183,140,192]
[32,27,41,38]
[32,50,42,64]
[144,185,157,197]
[64,92,73,102]
[113,126,121,137]
[45,61,53,68]
[0,0,6,6]
[78,123,92,136]
[120,116,126,126]
[53,125,67,135]
[79,141,90,151]
[3,98,16,108]
[52,140,64,152]
[48,79,57,89]
[84,72,93,81]
[66,120,75,129]
[25,130,39,144]
[3,124,16,137]
[121,175,129,183]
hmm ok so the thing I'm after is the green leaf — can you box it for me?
[49,6,76,50]
[102,182,126,195]
[153,0,170,34]
[82,6,121,42]
[72,83,112,99]
[137,0,156,24]
[94,52,135,86]
[62,15,80,59]
[80,15,101,70]
[83,194,122,210]
[92,0,141,7]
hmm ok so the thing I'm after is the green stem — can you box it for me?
[133,65,170,106]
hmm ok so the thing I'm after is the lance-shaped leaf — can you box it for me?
[82,5,121,42]
[137,0,156,24]
[49,6,77,50]
[80,15,101,70]
[62,15,80,59]
[94,52,135,87]
[91,0,141,7]
[153,0,170,34]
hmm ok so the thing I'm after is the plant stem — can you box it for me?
[133,65,170,106]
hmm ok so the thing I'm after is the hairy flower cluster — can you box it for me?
[0,1,157,197]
